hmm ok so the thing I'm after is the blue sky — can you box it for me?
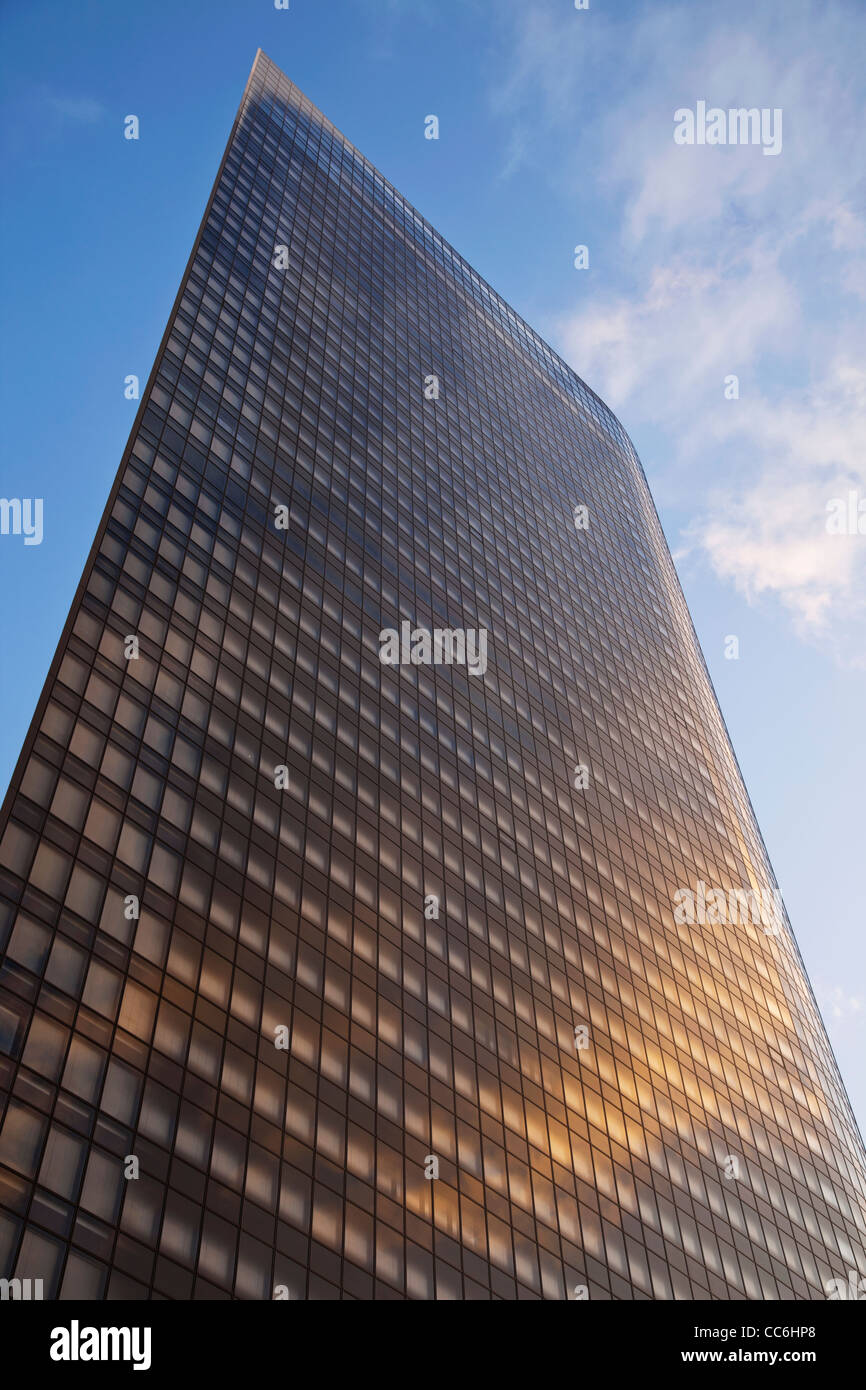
[1,0,864,1132]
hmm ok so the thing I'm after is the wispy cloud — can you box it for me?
[817,982,864,1021]
[487,0,866,662]
[683,359,866,653]
[48,95,106,125]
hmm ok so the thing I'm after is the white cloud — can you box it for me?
[817,984,864,1021]
[556,249,796,413]
[489,0,866,660]
[683,359,866,649]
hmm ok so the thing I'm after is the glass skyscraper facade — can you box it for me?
[1,51,864,1302]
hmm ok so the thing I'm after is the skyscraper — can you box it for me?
[1,50,864,1302]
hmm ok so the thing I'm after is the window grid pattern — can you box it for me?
[1,51,864,1301]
